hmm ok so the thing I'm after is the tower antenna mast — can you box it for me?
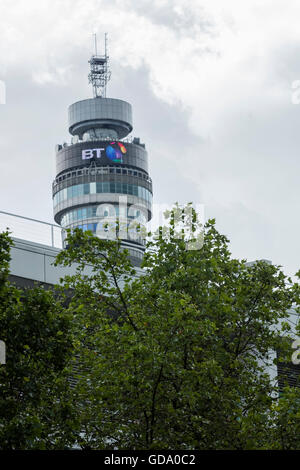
[88,32,111,98]
[94,32,97,56]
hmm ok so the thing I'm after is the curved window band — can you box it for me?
[64,223,146,247]
[60,205,146,227]
[53,182,152,207]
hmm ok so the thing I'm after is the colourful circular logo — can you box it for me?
[106,142,127,163]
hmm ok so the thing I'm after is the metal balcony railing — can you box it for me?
[0,210,63,249]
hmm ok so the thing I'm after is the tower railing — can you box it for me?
[52,166,152,190]
[0,210,63,249]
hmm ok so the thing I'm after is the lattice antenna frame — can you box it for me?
[88,33,111,98]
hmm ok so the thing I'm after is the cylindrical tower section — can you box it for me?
[53,97,152,267]
[69,98,133,139]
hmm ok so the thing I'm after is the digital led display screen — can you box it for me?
[56,140,148,175]
[82,141,127,163]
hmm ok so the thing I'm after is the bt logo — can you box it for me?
[82,142,127,163]
[82,148,104,160]
[106,142,127,163]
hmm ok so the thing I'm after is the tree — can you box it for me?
[268,386,300,449]
[55,204,300,450]
[0,231,77,449]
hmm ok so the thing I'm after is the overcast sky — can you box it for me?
[0,0,299,277]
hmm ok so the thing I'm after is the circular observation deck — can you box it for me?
[68,98,133,139]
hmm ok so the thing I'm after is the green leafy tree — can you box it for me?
[0,232,77,449]
[55,204,299,450]
[267,315,300,449]
[268,386,300,449]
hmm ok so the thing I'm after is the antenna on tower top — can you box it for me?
[88,32,111,98]
[94,32,98,56]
